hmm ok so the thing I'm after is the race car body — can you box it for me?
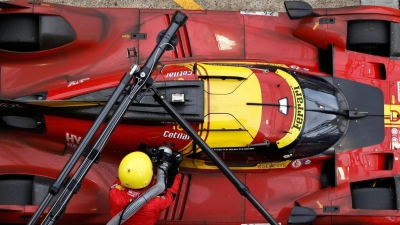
[0,1,399,224]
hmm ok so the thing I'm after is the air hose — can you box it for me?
[106,161,169,225]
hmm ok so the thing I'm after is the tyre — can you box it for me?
[0,176,32,205]
[0,14,39,52]
[352,187,396,210]
[347,20,390,56]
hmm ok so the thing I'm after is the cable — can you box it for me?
[147,42,175,87]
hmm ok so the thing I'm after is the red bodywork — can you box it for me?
[1,1,400,225]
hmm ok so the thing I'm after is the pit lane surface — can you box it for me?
[45,0,360,10]
[2,0,396,10]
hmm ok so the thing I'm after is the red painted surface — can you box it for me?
[2,1,400,225]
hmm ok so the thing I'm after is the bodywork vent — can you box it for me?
[164,14,192,58]
[159,174,190,220]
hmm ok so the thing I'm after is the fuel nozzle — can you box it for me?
[159,146,173,163]
[145,146,174,164]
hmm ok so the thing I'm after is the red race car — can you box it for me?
[0,0,398,224]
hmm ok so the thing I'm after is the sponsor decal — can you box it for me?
[292,86,304,131]
[173,125,183,131]
[290,158,311,168]
[274,69,305,148]
[127,190,140,198]
[302,158,311,165]
[291,159,302,168]
[391,128,400,150]
[262,63,288,68]
[391,110,400,122]
[240,11,279,17]
[165,70,193,78]
[290,65,309,72]
[68,78,90,87]
[382,105,400,126]
[66,132,82,149]
[213,147,255,151]
[163,131,190,140]
[0,102,23,108]
[256,160,291,169]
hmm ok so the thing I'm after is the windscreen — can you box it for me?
[291,74,342,157]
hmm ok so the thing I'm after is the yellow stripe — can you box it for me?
[275,69,304,148]
[174,0,204,10]
[181,159,291,170]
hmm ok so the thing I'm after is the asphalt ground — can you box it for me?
[2,0,398,11]
[46,0,360,11]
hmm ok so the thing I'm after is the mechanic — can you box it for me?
[109,151,181,225]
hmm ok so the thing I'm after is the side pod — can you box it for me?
[288,206,317,224]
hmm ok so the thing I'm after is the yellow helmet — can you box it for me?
[118,151,153,189]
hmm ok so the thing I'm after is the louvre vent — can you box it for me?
[159,174,191,220]
[164,14,192,58]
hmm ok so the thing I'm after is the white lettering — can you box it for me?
[165,71,193,78]
[66,142,78,149]
[68,78,90,87]
[0,103,23,108]
[66,133,82,145]
[73,135,82,145]
[66,133,74,143]
[163,131,190,140]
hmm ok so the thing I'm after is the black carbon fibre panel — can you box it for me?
[333,77,384,152]
[0,81,204,126]
[67,80,204,123]
[39,15,76,50]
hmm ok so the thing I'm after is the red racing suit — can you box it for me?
[109,174,181,225]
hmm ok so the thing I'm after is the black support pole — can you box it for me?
[28,11,188,225]
[150,86,279,225]
[28,10,279,225]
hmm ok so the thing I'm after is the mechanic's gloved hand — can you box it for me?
[166,153,182,188]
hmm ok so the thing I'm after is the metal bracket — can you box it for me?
[131,33,147,40]
[82,147,101,163]
[127,47,138,58]
[323,206,340,213]
[319,18,335,24]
